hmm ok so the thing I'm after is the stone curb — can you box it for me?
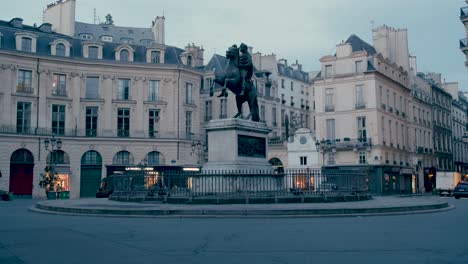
[31,200,451,218]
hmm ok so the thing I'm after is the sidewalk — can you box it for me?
[30,196,452,218]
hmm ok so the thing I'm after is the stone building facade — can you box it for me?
[313,27,427,194]
[0,2,205,198]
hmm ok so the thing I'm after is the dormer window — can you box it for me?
[187,55,193,67]
[15,33,37,53]
[89,46,99,59]
[21,38,32,52]
[80,34,93,40]
[146,47,165,64]
[120,50,129,61]
[56,43,65,56]
[101,35,113,42]
[83,43,103,59]
[151,51,160,63]
[115,45,134,62]
[50,39,71,57]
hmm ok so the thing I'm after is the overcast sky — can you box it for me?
[1,0,467,91]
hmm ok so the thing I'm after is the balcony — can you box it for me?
[317,138,372,151]
[325,105,335,112]
[53,89,67,97]
[16,85,33,94]
[0,125,203,141]
[355,102,366,110]
[417,147,424,154]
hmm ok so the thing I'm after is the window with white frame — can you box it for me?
[85,76,99,99]
[151,51,161,64]
[21,37,32,52]
[205,100,212,122]
[300,156,307,166]
[120,49,129,62]
[56,43,66,56]
[52,74,67,96]
[355,85,365,107]
[325,88,334,110]
[327,153,335,165]
[355,60,364,74]
[260,105,265,122]
[88,46,99,59]
[148,109,159,138]
[185,111,192,138]
[148,80,160,101]
[185,83,193,104]
[326,119,335,140]
[325,65,333,78]
[357,117,367,141]
[220,99,227,119]
[359,151,367,164]
[52,104,65,135]
[117,79,130,100]
[17,69,32,93]
[16,102,31,134]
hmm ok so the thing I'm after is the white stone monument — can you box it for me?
[203,118,273,172]
[192,118,281,194]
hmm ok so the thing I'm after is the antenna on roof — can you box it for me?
[93,8,101,24]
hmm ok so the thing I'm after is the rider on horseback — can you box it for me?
[238,43,253,96]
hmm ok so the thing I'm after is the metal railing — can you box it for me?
[318,138,372,151]
[0,125,202,141]
[109,169,369,199]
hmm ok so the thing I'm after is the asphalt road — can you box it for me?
[1,198,467,264]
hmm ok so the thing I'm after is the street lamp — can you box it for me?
[315,140,327,167]
[44,135,62,192]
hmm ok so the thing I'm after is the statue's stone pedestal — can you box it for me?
[196,119,278,194]
[202,118,273,172]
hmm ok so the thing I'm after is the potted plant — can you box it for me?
[0,190,13,201]
[39,167,60,200]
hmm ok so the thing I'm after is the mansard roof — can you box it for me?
[74,22,155,45]
[345,34,377,55]
[0,19,189,66]
[277,63,310,83]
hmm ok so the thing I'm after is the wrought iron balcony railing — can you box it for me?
[0,125,202,141]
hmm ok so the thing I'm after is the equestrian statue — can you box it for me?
[209,43,260,122]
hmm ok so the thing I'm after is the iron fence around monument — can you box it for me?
[109,169,369,200]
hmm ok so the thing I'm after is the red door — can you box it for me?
[9,164,34,195]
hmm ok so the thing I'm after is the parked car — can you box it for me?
[453,182,468,199]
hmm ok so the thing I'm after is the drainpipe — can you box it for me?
[177,68,181,161]
[36,58,41,160]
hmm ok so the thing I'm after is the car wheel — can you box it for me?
[455,196,460,199]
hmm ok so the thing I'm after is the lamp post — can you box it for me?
[44,135,62,193]
[315,140,326,168]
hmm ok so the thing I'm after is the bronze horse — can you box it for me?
[209,45,260,122]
